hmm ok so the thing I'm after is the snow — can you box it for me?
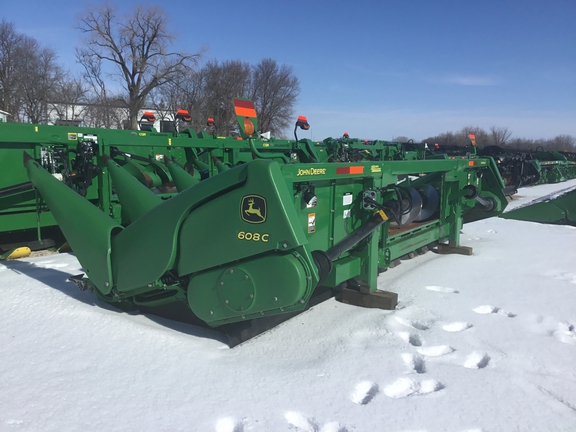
[2,182,576,431]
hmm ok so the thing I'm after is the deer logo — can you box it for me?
[241,195,267,223]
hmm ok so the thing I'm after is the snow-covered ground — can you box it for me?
[2,181,576,432]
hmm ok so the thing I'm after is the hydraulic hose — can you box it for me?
[312,209,388,285]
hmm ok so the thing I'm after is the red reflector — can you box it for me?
[468,161,476,166]
[233,99,255,109]
[336,166,364,175]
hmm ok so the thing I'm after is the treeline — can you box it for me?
[0,5,299,136]
[419,126,576,153]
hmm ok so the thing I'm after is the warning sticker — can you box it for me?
[308,213,316,233]
[343,192,353,206]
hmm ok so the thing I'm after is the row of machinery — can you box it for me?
[1,98,510,344]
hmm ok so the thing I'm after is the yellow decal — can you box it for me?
[237,232,269,242]
[68,133,78,140]
[296,167,326,176]
[371,165,382,173]
[34,126,38,132]
[263,143,270,147]
[139,132,146,137]
[241,195,267,223]
[168,138,172,146]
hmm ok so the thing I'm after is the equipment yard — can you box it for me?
[1,180,575,432]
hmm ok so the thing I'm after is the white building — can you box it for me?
[0,109,9,122]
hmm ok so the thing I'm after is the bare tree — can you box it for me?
[202,60,251,135]
[19,44,63,123]
[391,136,412,142]
[150,58,300,137]
[0,20,21,118]
[49,75,90,124]
[149,68,205,132]
[250,58,300,136]
[0,20,40,121]
[76,4,203,129]
[1,20,69,123]
[490,126,512,147]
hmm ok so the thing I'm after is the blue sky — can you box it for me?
[4,0,575,141]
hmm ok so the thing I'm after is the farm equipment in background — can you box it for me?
[476,146,576,193]
[15,98,509,345]
[501,185,576,226]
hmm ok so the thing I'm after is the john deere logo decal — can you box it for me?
[241,195,267,224]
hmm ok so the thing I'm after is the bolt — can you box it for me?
[249,294,254,299]
[210,311,213,315]
[307,276,312,280]
[229,269,234,274]
[225,300,229,304]
[260,311,264,315]
[105,282,109,287]
[282,243,288,248]
[274,297,278,301]
[300,299,305,304]
[220,281,224,285]
[242,315,245,319]
[280,307,284,311]
[294,252,299,258]
[244,275,249,280]
[148,283,152,287]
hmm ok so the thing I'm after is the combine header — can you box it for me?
[7,99,509,344]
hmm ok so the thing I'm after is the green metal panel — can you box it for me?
[501,188,576,225]
[25,155,121,293]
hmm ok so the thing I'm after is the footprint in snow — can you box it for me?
[285,412,347,432]
[215,417,243,432]
[464,351,491,369]
[351,381,379,405]
[383,377,444,398]
[395,316,430,331]
[402,353,426,374]
[473,305,516,317]
[285,412,318,432]
[554,322,576,345]
[426,285,459,294]
[319,422,348,432]
[442,322,472,332]
[398,331,422,347]
[546,270,576,284]
[417,345,455,357]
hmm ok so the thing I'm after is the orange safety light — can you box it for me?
[243,117,255,136]
[468,161,477,166]
[296,115,310,130]
[469,133,477,147]
[206,117,215,126]
[141,111,156,122]
[176,109,191,122]
[343,132,349,138]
